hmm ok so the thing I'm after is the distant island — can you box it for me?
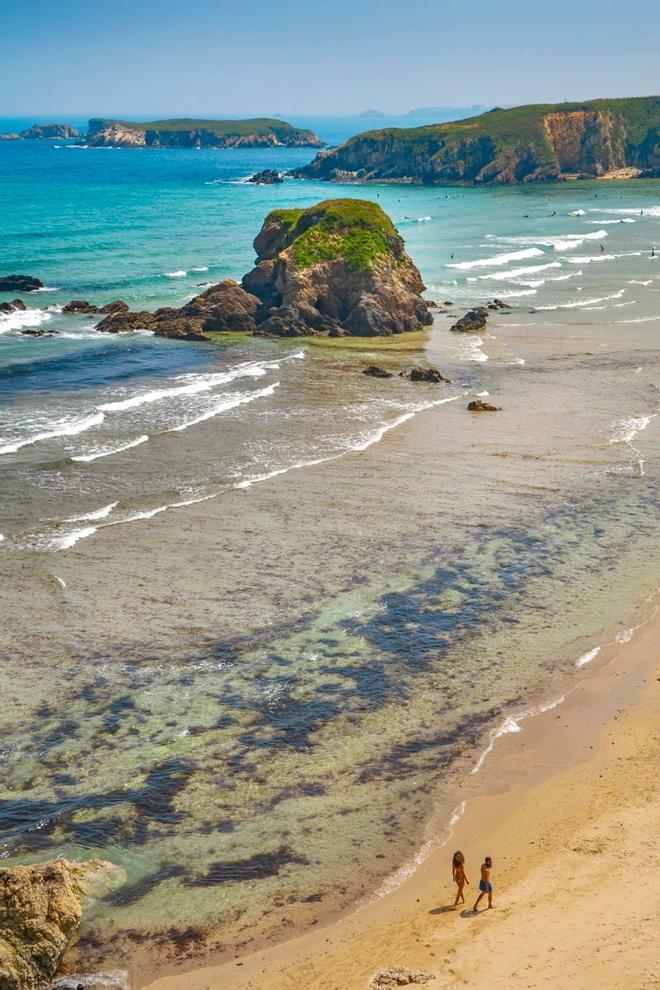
[358,105,491,121]
[0,118,324,149]
[294,96,660,185]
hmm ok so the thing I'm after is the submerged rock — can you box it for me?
[362,365,393,378]
[405,366,450,383]
[247,169,284,185]
[0,858,125,990]
[449,308,488,333]
[467,399,501,411]
[0,275,44,293]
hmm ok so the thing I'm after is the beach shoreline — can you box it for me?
[139,587,659,990]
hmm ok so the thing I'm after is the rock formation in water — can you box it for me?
[0,276,44,292]
[0,858,125,990]
[95,199,434,339]
[449,308,489,333]
[247,169,284,184]
[467,399,501,411]
[85,117,323,149]
[0,124,80,141]
[0,300,26,315]
[293,96,660,185]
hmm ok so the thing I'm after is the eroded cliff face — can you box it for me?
[543,110,628,175]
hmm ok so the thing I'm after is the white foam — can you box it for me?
[456,336,488,363]
[629,279,652,286]
[71,434,149,462]
[163,270,187,278]
[575,646,601,669]
[586,219,635,225]
[591,206,660,217]
[190,266,209,272]
[494,288,537,298]
[535,289,625,311]
[448,247,544,270]
[0,412,104,455]
[167,382,279,433]
[51,526,98,550]
[471,695,565,775]
[96,362,273,412]
[0,308,53,334]
[479,261,562,282]
[609,413,656,445]
[615,628,634,644]
[65,501,118,522]
[476,390,490,397]
[54,575,66,589]
[488,230,608,251]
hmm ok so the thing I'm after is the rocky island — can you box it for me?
[293,96,660,185]
[0,124,80,141]
[85,117,323,148]
[94,199,434,338]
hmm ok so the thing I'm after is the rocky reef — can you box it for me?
[0,275,44,293]
[85,117,323,149]
[293,96,660,186]
[0,858,125,990]
[95,199,434,339]
[247,169,284,184]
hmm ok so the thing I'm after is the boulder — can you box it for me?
[95,311,158,334]
[0,858,125,990]
[62,300,99,315]
[0,300,26,315]
[0,276,44,293]
[247,169,284,185]
[467,399,501,411]
[180,280,260,332]
[405,366,450,383]
[362,365,393,378]
[20,329,58,337]
[449,308,488,333]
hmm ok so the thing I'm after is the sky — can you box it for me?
[2,0,659,116]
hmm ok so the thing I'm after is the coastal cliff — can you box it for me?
[86,117,323,148]
[0,123,80,141]
[293,96,660,185]
[94,199,433,338]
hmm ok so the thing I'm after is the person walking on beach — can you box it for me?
[452,850,469,907]
[473,856,494,911]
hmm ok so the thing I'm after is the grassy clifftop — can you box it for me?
[86,117,323,147]
[295,96,660,185]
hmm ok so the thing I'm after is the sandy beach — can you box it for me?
[143,595,659,990]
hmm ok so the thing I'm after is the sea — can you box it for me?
[0,115,658,984]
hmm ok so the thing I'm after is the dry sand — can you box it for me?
[143,599,659,990]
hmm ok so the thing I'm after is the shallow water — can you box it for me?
[0,122,659,981]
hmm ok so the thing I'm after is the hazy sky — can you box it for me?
[2,0,659,116]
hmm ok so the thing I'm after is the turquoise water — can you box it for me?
[0,118,659,983]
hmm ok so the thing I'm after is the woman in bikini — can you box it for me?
[452,850,469,907]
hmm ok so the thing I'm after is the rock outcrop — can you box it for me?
[96,200,434,340]
[468,399,501,411]
[371,967,436,988]
[0,276,44,293]
[86,118,323,149]
[362,365,393,378]
[0,858,125,990]
[449,308,488,333]
[248,169,284,184]
[293,96,660,186]
[404,366,450,383]
[0,300,26,315]
[62,300,128,316]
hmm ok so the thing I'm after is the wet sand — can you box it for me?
[142,596,659,990]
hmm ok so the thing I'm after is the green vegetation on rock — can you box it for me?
[271,199,404,271]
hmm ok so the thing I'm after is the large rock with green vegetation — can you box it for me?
[0,858,125,990]
[96,200,434,339]
[241,199,434,336]
[86,117,323,148]
[293,96,660,185]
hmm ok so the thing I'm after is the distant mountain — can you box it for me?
[358,109,388,119]
[293,96,660,186]
[403,105,491,120]
[86,117,324,148]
